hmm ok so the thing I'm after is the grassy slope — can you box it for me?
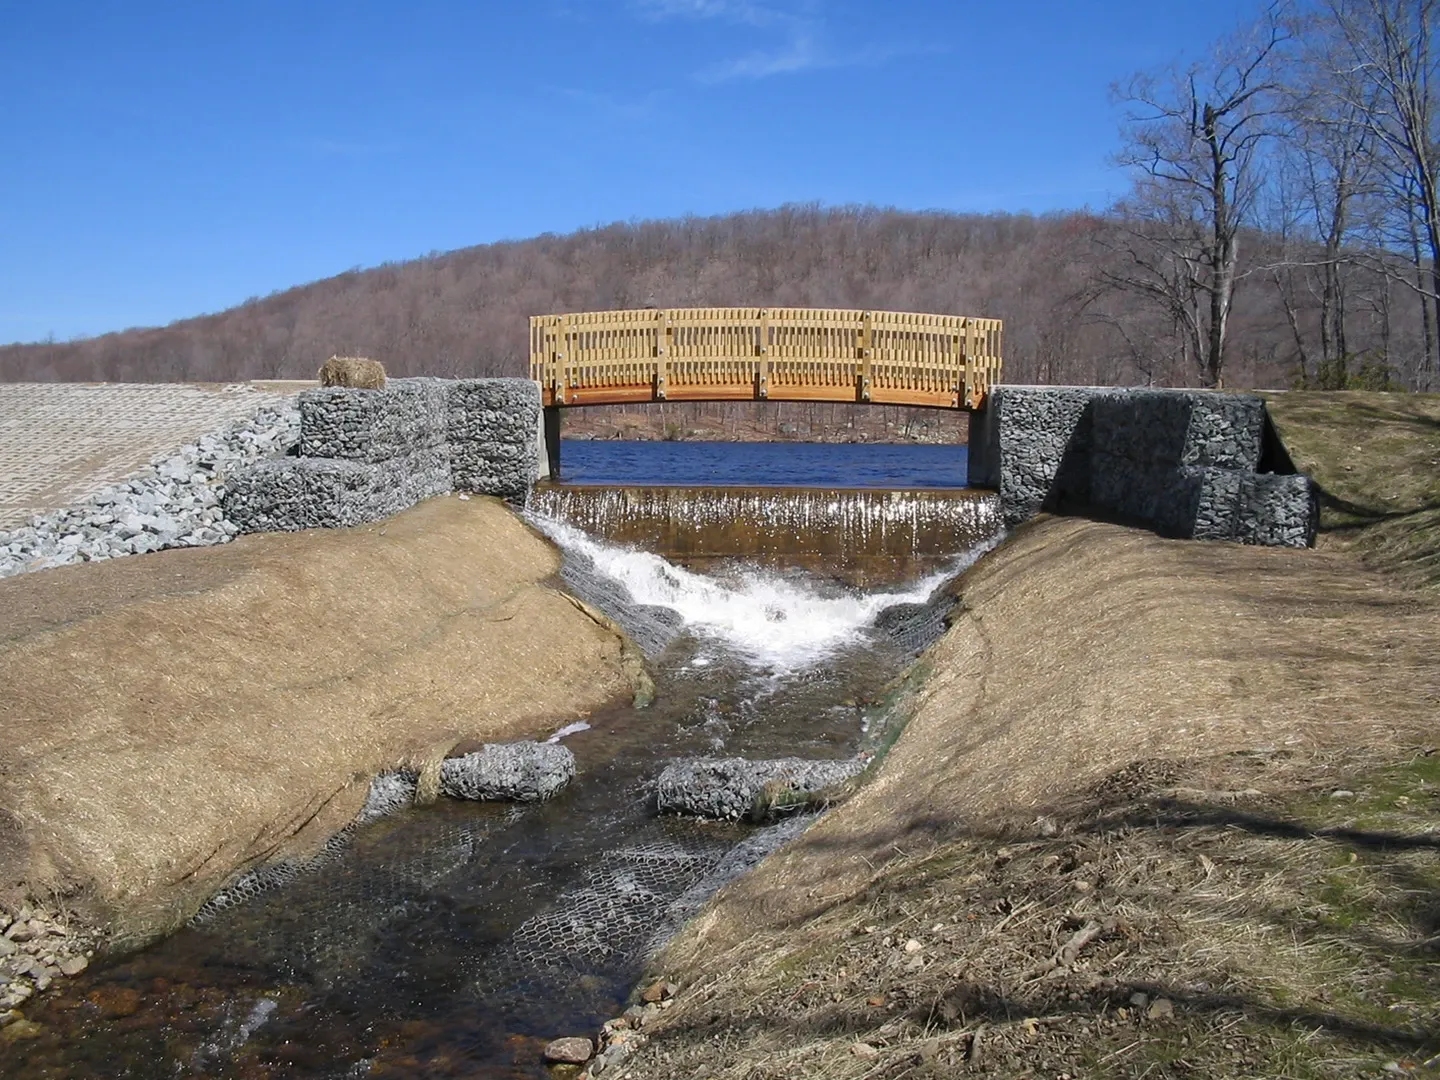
[1264,391,1440,590]
[627,751,1440,1080]
[607,395,1440,1080]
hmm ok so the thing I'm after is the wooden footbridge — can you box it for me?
[530,307,1003,411]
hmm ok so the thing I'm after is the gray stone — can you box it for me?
[543,1036,594,1064]
[655,757,865,820]
[0,396,302,580]
[440,742,576,802]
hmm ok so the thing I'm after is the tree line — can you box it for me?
[1105,0,1438,390]
[2,0,1435,394]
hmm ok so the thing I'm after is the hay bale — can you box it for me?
[318,355,387,389]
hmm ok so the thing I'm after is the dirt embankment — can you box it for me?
[0,496,636,948]
[621,394,1440,1079]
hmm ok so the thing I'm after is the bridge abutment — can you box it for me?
[223,377,545,532]
[221,378,1316,550]
[968,386,1317,547]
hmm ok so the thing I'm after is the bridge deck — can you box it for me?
[530,307,1002,410]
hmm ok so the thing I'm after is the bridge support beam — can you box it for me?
[539,406,562,482]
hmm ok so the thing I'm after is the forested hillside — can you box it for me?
[0,205,1431,392]
[5,2,1434,394]
[6,1,1440,395]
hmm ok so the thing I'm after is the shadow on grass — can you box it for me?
[652,759,1440,1072]
[1092,796,1440,853]
[1317,398,1440,434]
[1317,488,1440,528]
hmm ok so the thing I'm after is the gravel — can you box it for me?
[0,402,300,579]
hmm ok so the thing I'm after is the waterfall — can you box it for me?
[527,485,1001,582]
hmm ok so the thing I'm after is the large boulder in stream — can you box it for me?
[655,757,865,820]
[441,741,576,802]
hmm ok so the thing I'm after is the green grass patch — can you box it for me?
[1263,391,1440,589]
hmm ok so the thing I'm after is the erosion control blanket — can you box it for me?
[0,496,632,946]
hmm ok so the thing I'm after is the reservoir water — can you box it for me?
[557,439,971,488]
[10,440,998,1080]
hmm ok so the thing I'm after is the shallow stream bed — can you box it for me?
[8,482,997,1079]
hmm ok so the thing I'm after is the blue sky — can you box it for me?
[1,0,1260,344]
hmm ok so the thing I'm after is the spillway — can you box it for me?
[527,484,1001,584]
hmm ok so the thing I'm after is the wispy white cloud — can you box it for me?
[631,0,788,27]
[699,34,823,80]
[700,37,945,83]
[629,0,930,83]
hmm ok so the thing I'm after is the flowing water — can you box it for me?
[9,441,1000,1080]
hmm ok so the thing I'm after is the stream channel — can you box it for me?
[9,442,1001,1080]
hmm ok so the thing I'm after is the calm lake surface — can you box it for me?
[557,439,972,488]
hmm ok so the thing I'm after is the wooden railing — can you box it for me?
[529,307,1002,410]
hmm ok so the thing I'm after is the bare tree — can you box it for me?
[1323,0,1440,376]
[1108,3,1292,386]
[1263,12,1384,385]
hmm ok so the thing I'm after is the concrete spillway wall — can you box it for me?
[968,386,1317,547]
[224,378,542,532]
[530,484,1001,583]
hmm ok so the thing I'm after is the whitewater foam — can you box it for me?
[528,514,997,671]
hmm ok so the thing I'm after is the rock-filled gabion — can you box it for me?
[654,756,866,820]
[448,378,544,501]
[222,378,544,533]
[0,403,300,580]
[440,742,577,802]
[968,386,1318,547]
[192,742,572,925]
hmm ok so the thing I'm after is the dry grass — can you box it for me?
[0,496,634,947]
[619,515,1440,1079]
[626,749,1440,1079]
[1264,391,1440,590]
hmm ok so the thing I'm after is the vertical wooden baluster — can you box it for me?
[655,309,670,400]
[757,308,770,399]
[971,321,979,406]
[556,317,563,394]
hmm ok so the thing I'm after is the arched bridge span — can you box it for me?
[530,307,1003,412]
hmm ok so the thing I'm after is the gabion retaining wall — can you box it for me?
[223,377,541,533]
[448,378,544,501]
[968,386,1317,548]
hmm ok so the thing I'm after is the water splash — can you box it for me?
[528,485,1000,566]
[529,514,995,671]
[546,721,593,743]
